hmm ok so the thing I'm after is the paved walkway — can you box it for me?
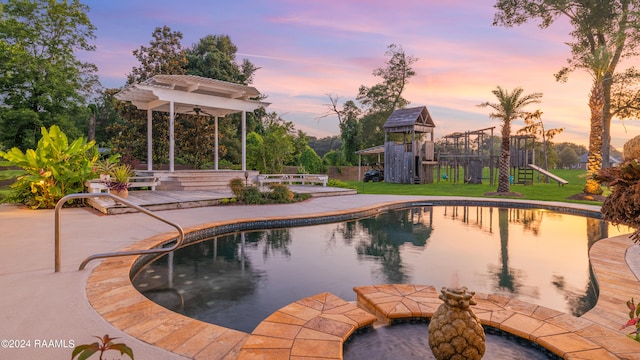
[1,195,639,359]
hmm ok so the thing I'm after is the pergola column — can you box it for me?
[214,116,219,170]
[242,111,246,171]
[169,101,175,172]
[147,109,153,171]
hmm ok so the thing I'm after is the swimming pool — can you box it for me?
[132,205,629,333]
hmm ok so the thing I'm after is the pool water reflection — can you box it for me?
[133,206,630,333]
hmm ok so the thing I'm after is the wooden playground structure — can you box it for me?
[437,127,497,185]
[437,131,567,186]
[383,106,437,184]
[365,107,568,187]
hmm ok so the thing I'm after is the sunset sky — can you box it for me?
[83,0,640,150]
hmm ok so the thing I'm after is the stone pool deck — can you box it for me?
[2,194,640,359]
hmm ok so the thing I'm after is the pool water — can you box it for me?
[343,320,559,360]
[133,206,629,333]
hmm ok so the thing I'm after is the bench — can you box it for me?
[257,174,328,187]
[85,176,159,193]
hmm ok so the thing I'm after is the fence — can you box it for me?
[282,166,362,182]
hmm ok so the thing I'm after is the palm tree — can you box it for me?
[583,80,605,195]
[583,47,611,196]
[478,87,542,193]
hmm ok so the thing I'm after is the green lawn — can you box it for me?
[346,169,604,205]
[0,169,603,206]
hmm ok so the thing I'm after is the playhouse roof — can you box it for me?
[383,106,435,133]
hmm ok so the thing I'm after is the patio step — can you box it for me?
[139,170,256,191]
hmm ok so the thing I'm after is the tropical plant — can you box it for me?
[584,76,606,195]
[594,158,640,242]
[0,125,98,209]
[107,164,134,192]
[94,154,121,178]
[621,298,640,342]
[71,334,133,360]
[477,86,543,193]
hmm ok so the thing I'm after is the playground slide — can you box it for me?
[527,164,569,186]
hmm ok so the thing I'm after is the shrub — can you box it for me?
[293,193,311,202]
[0,125,98,209]
[229,178,245,198]
[243,186,265,204]
[269,183,294,202]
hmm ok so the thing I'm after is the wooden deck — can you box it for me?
[87,185,357,215]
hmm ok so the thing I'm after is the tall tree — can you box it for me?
[184,34,263,167]
[357,44,418,147]
[493,1,640,194]
[93,88,121,146]
[111,26,187,166]
[357,44,417,114]
[320,95,362,165]
[246,112,296,173]
[127,25,186,85]
[185,34,258,85]
[478,86,543,193]
[558,147,580,169]
[0,0,99,150]
[307,136,341,158]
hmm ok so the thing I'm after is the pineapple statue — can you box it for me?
[428,287,486,360]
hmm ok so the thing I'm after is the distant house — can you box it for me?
[577,153,622,169]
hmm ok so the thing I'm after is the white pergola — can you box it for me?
[115,74,270,172]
